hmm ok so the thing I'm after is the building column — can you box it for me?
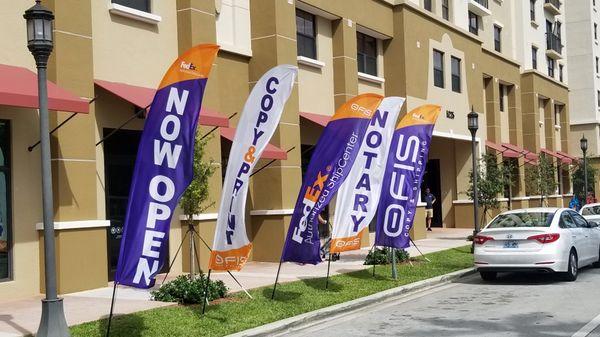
[176,0,223,272]
[508,84,526,197]
[484,77,500,143]
[544,99,556,151]
[248,0,302,262]
[522,92,541,153]
[41,0,107,293]
[332,18,359,109]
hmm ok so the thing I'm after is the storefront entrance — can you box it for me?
[103,128,168,279]
[0,121,10,281]
[422,159,443,227]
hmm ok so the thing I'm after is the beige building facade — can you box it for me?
[0,0,578,300]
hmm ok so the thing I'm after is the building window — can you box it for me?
[530,0,536,21]
[296,9,316,59]
[559,64,564,82]
[216,0,252,56]
[499,84,506,112]
[597,90,600,107]
[532,46,538,69]
[433,49,444,88]
[0,121,11,282]
[357,32,378,76]
[494,25,502,52]
[469,11,479,35]
[451,56,461,93]
[442,0,450,20]
[595,23,598,40]
[112,0,150,12]
[424,0,432,11]
[547,56,555,77]
[597,57,599,74]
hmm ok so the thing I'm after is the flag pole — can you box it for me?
[325,251,333,289]
[409,237,431,262]
[201,269,212,315]
[160,230,190,285]
[105,281,118,337]
[270,258,284,300]
[369,244,376,277]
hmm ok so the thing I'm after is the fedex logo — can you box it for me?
[383,134,427,238]
[292,171,329,244]
[180,61,196,70]
[213,253,248,267]
[334,237,361,249]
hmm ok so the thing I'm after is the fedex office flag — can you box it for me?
[282,94,383,264]
[209,65,297,271]
[114,45,219,288]
[376,105,441,249]
[330,97,405,253]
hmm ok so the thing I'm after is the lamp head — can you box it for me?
[24,0,54,66]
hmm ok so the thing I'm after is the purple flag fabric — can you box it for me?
[281,94,383,264]
[114,45,219,288]
[376,105,441,249]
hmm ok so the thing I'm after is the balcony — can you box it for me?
[469,0,491,16]
[544,0,561,15]
[546,33,563,59]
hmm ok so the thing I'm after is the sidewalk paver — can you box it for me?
[0,228,470,336]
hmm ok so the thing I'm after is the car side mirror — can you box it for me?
[590,222,599,228]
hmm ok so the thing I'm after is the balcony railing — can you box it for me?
[545,0,561,10]
[546,33,563,55]
[472,0,489,8]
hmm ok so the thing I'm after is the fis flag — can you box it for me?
[209,65,297,271]
[330,97,405,253]
[375,105,441,249]
[282,94,384,264]
[114,44,219,288]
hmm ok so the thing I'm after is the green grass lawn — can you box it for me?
[71,246,473,337]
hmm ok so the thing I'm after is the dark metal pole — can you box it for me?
[270,259,283,300]
[472,133,480,236]
[325,252,332,289]
[391,248,398,280]
[36,63,70,337]
[105,282,118,337]
[584,150,589,201]
[201,269,212,315]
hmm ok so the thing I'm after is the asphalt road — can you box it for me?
[286,267,600,337]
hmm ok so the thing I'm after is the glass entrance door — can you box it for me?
[0,121,11,281]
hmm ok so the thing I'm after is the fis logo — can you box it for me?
[292,170,329,244]
[351,103,373,117]
[180,61,197,70]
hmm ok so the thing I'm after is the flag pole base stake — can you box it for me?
[202,269,212,315]
[271,259,284,300]
[409,237,431,262]
[105,282,118,337]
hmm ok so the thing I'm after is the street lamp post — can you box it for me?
[468,107,480,238]
[24,2,70,336]
[581,135,589,202]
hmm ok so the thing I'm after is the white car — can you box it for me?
[580,203,600,224]
[474,208,600,281]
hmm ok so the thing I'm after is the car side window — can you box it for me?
[570,212,589,228]
[560,212,577,229]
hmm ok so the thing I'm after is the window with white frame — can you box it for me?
[451,56,461,93]
[216,0,252,56]
[112,0,150,12]
[433,49,444,88]
[296,9,317,59]
[442,0,450,20]
[357,32,378,76]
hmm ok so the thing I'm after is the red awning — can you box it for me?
[220,127,287,160]
[300,111,330,127]
[94,79,228,127]
[524,151,539,165]
[485,140,519,158]
[541,148,563,161]
[0,63,88,113]
[557,151,578,164]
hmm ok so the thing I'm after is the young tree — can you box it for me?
[524,154,557,206]
[179,133,215,277]
[572,158,598,198]
[467,153,509,224]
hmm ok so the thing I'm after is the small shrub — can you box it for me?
[364,247,410,265]
[151,274,228,304]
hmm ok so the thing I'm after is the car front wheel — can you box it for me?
[562,250,578,282]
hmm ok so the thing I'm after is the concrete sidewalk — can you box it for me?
[0,228,470,336]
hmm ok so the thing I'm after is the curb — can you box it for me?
[227,267,477,337]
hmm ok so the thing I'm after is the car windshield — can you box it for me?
[486,212,554,228]
[581,205,600,216]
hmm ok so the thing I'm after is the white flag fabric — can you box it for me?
[330,97,405,253]
[209,65,297,271]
